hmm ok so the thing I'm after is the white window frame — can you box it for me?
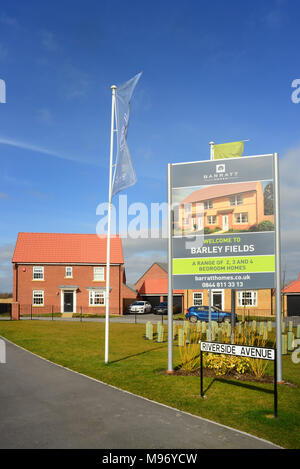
[89,289,105,306]
[183,203,192,213]
[204,200,213,209]
[33,266,44,280]
[230,194,243,206]
[193,292,203,306]
[33,290,44,306]
[234,212,248,224]
[65,266,73,278]
[93,266,105,281]
[207,215,217,225]
[237,290,257,307]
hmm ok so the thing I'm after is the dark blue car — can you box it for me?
[185,305,238,324]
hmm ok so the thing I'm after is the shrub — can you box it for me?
[226,228,249,233]
[204,353,251,376]
[177,322,275,379]
[257,220,274,231]
[178,328,201,371]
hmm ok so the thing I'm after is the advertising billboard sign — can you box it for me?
[171,154,276,290]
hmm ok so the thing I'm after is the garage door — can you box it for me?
[142,296,161,308]
[287,295,300,316]
[163,295,182,313]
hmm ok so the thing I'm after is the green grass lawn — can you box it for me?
[0,320,299,449]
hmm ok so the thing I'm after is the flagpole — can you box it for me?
[208,141,214,341]
[105,84,116,364]
[209,141,214,161]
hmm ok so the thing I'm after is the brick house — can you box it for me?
[134,262,275,318]
[183,288,275,318]
[12,232,129,319]
[176,181,274,234]
[282,274,300,317]
[135,262,184,312]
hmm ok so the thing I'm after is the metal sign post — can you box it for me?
[200,341,278,417]
[274,153,282,382]
[167,163,174,373]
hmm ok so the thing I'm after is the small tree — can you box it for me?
[264,182,274,215]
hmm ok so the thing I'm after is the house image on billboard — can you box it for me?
[176,181,274,235]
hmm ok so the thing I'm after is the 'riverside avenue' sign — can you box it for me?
[199,340,278,417]
[200,341,275,360]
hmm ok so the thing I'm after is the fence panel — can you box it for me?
[0,302,11,320]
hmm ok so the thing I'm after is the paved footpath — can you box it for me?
[0,337,280,449]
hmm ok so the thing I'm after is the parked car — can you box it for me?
[185,305,238,324]
[128,301,152,314]
[153,302,179,315]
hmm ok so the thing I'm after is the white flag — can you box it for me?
[111,72,142,197]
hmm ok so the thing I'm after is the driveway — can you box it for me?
[0,337,279,449]
[16,313,300,327]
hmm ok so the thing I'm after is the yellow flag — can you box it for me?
[214,141,244,159]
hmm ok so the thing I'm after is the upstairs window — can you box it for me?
[65,266,73,278]
[94,266,104,281]
[204,200,213,209]
[33,266,44,280]
[230,194,243,206]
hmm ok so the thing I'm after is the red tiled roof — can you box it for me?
[282,274,300,293]
[12,232,124,264]
[122,284,137,298]
[181,181,259,204]
[138,278,183,295]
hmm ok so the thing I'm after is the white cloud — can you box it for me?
[0,136,103,166]
[36,108,53,125]
[60,64,91,100]
[40,30,59,52]
[0,13,18,28]
[122,230,167,284]
[0,136,67,159]
[0,43,8,60]
[0,243,14,293]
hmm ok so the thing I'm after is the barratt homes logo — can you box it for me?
[203,163,238,182]
[0,78,6,103]
[216,164,225,173]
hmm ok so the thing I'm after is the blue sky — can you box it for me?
[1,0,300,289]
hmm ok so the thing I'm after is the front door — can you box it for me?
[222,215,229,231]
[197,215,204,231]
[64,291,74,313]
[212,290,223,310]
